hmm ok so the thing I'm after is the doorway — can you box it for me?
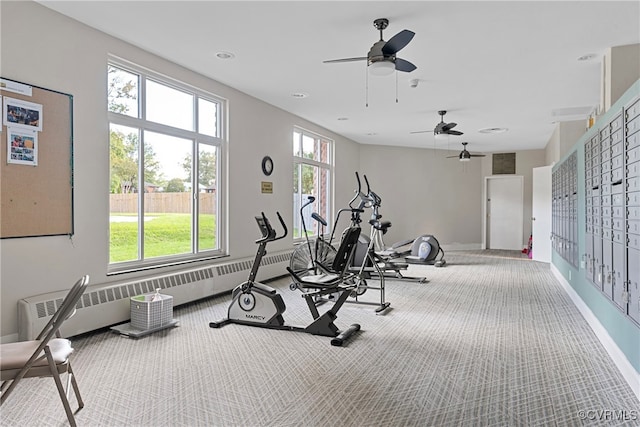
[532,166,552,262]
[485,176,524,250]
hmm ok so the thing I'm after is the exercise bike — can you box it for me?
[210,212,361,346]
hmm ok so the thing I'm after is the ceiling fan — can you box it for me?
[323,18,417,76]
[447,142,486,162]
[411,110,464,139]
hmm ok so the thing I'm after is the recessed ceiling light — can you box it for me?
[216,51,235,60]
[577,53,597,62]
[291,92,308,98]
[478,127,508,134]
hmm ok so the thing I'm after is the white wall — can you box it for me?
[545,120,586,166]
[0,1,362,338]
[514,150,547,245]
[603,43,640,112]
[357,144,483,248]
[0,1,544,339]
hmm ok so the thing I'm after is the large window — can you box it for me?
[293,128,333,240]
[108,60,225,270]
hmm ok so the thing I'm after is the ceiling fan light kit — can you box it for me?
[369,61,396,76]
[447,142,487,162]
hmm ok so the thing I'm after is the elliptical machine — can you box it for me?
[341,173,429,283]
[367,180,446,267]
[210,212,360,346]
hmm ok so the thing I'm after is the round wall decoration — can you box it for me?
[261,156,274,176]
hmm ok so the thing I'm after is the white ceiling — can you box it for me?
[38,1,640,154]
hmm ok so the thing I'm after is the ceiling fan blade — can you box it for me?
[470,154,486,157]
[442,122,458,131]
[323,57,368,63]
[410,130,430,134]
[446,130,464,136]
[446,155,460,158]
[382,30,415,55]
[434,122,447,132]
[394,58,417,72]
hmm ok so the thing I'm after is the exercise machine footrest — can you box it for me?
[331,323,361,346]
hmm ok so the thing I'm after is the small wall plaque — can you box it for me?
[261,181,273,194]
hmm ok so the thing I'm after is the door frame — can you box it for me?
[483,175,524,250]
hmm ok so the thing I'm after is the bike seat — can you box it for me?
[370,220,391,231]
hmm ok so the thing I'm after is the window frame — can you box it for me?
[292,127,334,243]
[107,57,227,273]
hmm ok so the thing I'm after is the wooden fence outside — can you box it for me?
[110,193,216,215]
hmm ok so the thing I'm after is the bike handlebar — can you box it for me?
[255,211,288,243]
[274,212,288,241]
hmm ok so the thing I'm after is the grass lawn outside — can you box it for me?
[109,213,216,263]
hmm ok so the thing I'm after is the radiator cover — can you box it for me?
[17,250,292,340]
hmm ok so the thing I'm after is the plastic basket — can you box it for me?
[130,292,173,331]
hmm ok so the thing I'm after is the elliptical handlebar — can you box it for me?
[362,174,382,221]
[346,172,361,209]
[350,172,371,211]
[363,174,382,207]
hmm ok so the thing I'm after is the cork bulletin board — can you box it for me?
[0,78,73,238]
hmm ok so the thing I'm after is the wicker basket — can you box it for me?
[130,291,173,330]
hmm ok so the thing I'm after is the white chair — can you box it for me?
[1,275,89,426]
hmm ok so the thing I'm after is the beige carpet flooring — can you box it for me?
[1,250,638,426]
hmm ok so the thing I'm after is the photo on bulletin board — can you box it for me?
[7,127,37,166]
[3,96,43,132]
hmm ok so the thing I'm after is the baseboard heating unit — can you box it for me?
[17,250,292,340]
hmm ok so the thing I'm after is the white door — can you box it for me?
[486,176,524,250]
[532,166,552,262]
